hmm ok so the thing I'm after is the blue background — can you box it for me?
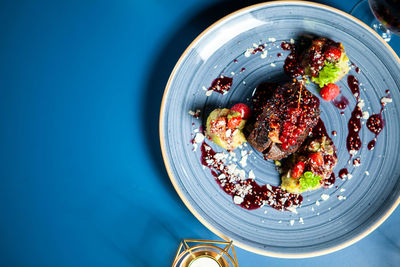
[0,0,399,266]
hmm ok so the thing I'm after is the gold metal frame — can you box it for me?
[172,239,239,267]
[160,0,400,258]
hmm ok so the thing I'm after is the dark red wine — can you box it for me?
[369,0,400,34]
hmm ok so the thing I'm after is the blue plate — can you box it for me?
[160,1,400,258]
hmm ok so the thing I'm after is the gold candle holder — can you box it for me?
[172,239,239,267]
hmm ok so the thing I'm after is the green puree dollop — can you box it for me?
[299,171,323,191]
[311,62,341,88]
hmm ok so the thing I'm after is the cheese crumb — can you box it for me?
[194,133,204,143]
[299,218,304,224]
[248,170,255,179]
[206,90,213,96]
[233,195,244,204]
[321,194,330,201]
[268,37,276,42]
[290,219,295,226]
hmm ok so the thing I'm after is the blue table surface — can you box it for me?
[0,0,399,266]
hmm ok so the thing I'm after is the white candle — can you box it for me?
[189,256,220,267]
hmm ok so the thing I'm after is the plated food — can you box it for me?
[160,1,400,258]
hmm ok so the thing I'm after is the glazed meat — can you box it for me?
[247,80,320,160]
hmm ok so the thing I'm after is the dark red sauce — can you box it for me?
[332,130,337,136]
[277,53,282,57]
[367,114,384,135]
[252,44,265,54]
[281,41,304,77]
[233,59,238,63]
[332,95,349,110]
[338,168,348,179]
[208,76,233,94]
[346,75,362,154]
[347,75,360,99]
[353,157,361,167]
[240,67,246,73]
[366,92,391,150]
[322,173,335,188]
[201,142,302,211]
[346,105,362,153]
[368,139,376,150]
[355,67,360,73]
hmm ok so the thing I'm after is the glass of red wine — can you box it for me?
[351,0,400,42]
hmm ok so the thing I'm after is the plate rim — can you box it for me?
[159,0,400,258]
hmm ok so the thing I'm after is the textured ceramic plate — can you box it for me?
[160,1,400,258]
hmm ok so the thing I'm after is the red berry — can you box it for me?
[279,136,287,143]
[281,143,289,150]
[320,83,340,101]
[227,116,242,129]
[294,128,303,136]
[292,162,305,179]
[231,103,251,120]
[288,138,296,146]
[324,46,342,62]
[282,130,290,137]
[309,152,324,166]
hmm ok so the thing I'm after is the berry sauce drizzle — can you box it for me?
[332,95,349,110]
[281,41,304,77]
[366,92,391,150]
[208,76,233,94]
[200,142,302,211]
[346,75,362,155]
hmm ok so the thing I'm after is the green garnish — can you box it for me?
[299,171,322,191]
[312,61,341,88]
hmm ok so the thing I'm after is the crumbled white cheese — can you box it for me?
[214,152,227,161]
[337,195,346,200]
[347,174,353,180]
[244,48,253,57]
[316,200,320,206]
[290,219,295,226]
[230,72,235,76]
[362,111,369,119]
[260,50,268,59]
[290,38,295,44]
[268,37,276,42]
[202,86,207,91]
[278,220,282,224]
[206,90,213,96]
[239,154,248,167]
[365,171,370,176]
[321,194,330,201]
[299,218,304,224]
[340,188,346,192]
[248,170,255,179]
[381,96,392,105]
[218,173,226,180]
[357,99,365,109]
[194,133,204,143]
[270,63,276,67]
[264,210,268,214]
[233,195,244,204]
